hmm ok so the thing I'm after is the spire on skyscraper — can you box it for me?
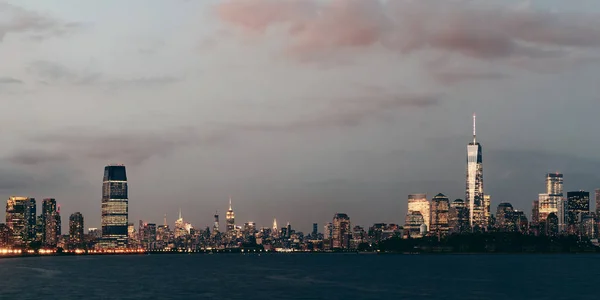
[178,208,182,220]
[164,214,167,226]
[273,218,278,230]
[229,196,232,211]
[473,113,477,143]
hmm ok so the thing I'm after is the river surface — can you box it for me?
[0,253,598,299]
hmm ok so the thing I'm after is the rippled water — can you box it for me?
[0,253,599,299]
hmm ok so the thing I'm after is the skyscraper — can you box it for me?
[332,213,350,249]
[213,212,219,234]
[496,203,516,232]
[595,189,600,215]
[448,199,468,234]
[566,191,590,231]
[226,197,235,232]
[466,114,484,229]
[539,173,563,223]
[24,198,36,243]
[407,194,430,231]
[430,193,449,235]
[101,165,129,248]
[69,212,84,248]
[42,198,61,247]
[6,196,29,246]
[531,200,540,226]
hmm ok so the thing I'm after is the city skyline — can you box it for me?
[1,1,600,232]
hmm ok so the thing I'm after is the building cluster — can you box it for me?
[402,115,600,240]
[2,115,600,252]
[1,197,84,250]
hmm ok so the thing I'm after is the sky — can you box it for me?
[1,0,600,233]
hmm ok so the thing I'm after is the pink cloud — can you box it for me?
[216,0,600,62]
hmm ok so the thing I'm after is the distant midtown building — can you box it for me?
[42,198,61,247]
[312,223,318,236]
[69,212,84,248]
[101,165,129,249]
[466,114,485,229]
[407,194,430,231]
[448,199,468,234]
[226,197,235,232]
[430,193,450,235]
[332,213,350,249]
[213,211,219,234]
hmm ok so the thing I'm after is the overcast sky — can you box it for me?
[1,0,600,233]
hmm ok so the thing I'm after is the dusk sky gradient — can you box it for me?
[2,0,600,232]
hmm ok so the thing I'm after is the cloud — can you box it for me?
[0,3,81,42]
[216,0,600,62]
[432,70,509,85]
[10,127,222,167]
[27,60,101,85]
[0,77,22,84]
[224,93,440,133]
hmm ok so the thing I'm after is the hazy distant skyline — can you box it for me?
[2,0,600,232]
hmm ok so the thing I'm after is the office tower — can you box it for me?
[24,198,36,243]
[213,212,219,234]
[323,222,332,240]
[407,194,430,231]
[545,213,559,235]
[539,173,563,221]
[101,165,128,248]
[6,196,29,246]
[448,199,468,234]
[332,213,350,249]
[484,194,491,225]
[531,200,540,226]
[596,189,600,215]
[566,191,590,231]
[404,211,425,238]
[430,193,449,235]
[286,222,292,238]
[466,114,484,229]
[496,203,515,232]
[69,212,84,248]
[42,198,61,247]
[312,223,318,236]
[514,211,529,233]
[0,224,12,247]
[226,197,235,232]
[272,218,278,237]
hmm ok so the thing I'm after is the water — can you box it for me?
[0,254,598,299]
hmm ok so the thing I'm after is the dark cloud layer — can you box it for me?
[0,77,22,84]
[217,0,600,62]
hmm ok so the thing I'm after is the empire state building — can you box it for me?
[466,114,485,229]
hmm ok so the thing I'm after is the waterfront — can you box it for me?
[0,254,599,299]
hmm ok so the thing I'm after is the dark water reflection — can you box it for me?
[0,254,598,299]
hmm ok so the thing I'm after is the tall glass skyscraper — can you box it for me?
[539,173,563,223]
[407,194,430,231]
[101,165,128,248]
[466,114,484,229]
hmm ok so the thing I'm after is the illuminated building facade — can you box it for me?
[226,197,235,232]
[404,211,425,238]
[539,173,564,232]
[466,114,485,229]
[24,198,36,243]
[332,213,350,249]
[596,189,600,215]
[448,199,468,234]
[430,193,449,235]
[213,212,219,234]
[407,194,430,231]
[6,196,29,246]
[69,212,84,248]
[496,203,516,232]
[42,198,61,247]
[101,165,128,248]
[566,190,590,233]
